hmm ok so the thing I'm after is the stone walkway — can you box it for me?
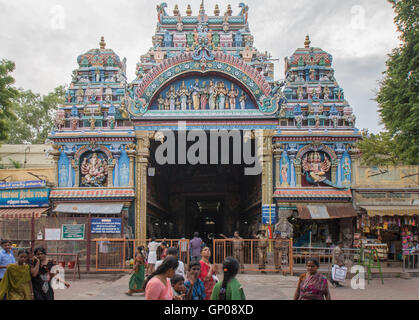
[54,272,419,300]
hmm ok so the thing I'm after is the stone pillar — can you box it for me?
[126,144,136,188]
[260,130,275,206]
[135,131,151,243]
[72,159,79,187]
[51,145,61,187]
[107,158,114,187]
[336,154,342,186]
[273,144,283,189]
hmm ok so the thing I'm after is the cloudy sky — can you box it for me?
[0,0,400,132]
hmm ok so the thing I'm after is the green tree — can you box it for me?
[358,131,399,166]
[370,0,419,165]
[7,86,65,144]
[0,59,19,142]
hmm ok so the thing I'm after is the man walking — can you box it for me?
[190,232,202,261]
[0,240,16,282]
[331,241,345,287]
[256,230,268,274]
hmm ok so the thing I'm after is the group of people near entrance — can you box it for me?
[126,232,245,300]
[0,239,70,300]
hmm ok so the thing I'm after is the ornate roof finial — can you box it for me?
[199,0,205,14]
[214,4,220,16]
[186,4,192,16]
[304,35,311,48]
[227,4,232,16]
[99,36,106,49]
[173,4,179,16]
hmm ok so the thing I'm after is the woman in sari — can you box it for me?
[126,246,146,295]
[0,249,32,300]
[199,247,217,300]
[294,258,331,300]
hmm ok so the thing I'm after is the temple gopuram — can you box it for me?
[49,2,360,246]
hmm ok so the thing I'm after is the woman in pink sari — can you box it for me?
[294,258,331,300]
[199,247,217,300]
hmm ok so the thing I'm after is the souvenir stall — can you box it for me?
[357,212,418,261]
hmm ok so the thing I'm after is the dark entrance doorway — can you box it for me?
[146,131,262,241]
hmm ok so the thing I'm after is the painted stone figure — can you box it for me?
[280,156,289,187]
[302,152,331,184]
[228,84,239,109]
[76,88,84,103]
[164,98,170,110]
[191,79,201,110]
[323,86,330,100]
[167,85,177,110]
[342,157,351,183]
[81,153,108,187]
[216,82,228,110]
[200,81,208,109]
[157,94,164,110]
[119,162,129,186]
[177,81,189,110]
[59,163,68,187]
[239,91,247,109]
[208,80,217,110]
[297,86,304,100]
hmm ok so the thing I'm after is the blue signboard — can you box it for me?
[0,188,50,207]
[0,180,46,190]
[262,204,277,225]
[91,218,122,234]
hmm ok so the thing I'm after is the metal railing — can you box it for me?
[94,238,190,271]
[292,246,361,274]
[403,253,419,272]
[212,239,294,274]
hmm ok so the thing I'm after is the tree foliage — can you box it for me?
[367,0,419,165]
[7,86,65,144]
[0,60,19,142]
[358,131,400,166]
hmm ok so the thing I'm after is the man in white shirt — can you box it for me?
[155,247,185,277]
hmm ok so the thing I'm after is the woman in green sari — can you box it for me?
[0,249,32,300]
[126,246,146,295]
[211,256,245,300]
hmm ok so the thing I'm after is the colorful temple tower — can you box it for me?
[49,3,360,244]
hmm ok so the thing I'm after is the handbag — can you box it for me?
[331,265,347,282]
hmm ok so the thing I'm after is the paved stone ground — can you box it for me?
[54,272,419,300]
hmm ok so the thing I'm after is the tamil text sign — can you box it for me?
[91,218,122,234]
[62,224,85,240]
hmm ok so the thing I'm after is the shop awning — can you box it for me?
[53,203,124,215]
[0,207,49,219]
[360,206,419,217]
[296,204,357,220]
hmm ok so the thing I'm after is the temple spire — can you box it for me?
[99,36,106,49]
[304,35,311,48]
[214,4,220,16]
[199,0,205,14]
[186,4,192,16]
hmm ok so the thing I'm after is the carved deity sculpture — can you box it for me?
[239,91,247,110]
[164,98,170,110]
[342,157,351,183]
[208,80,217,110]
[280,156,290,187]
[54,109,65,130]
[302,152,331,184]
[177,81,190,110]
[323,86,330,100]
[157,94,165,110]
[76,88,84,103]
[167,85,177,110]
[200,81,208,109]
[227,84,239,109]
[81,153,108,187]
[216,82,228,109]
[297,87,304,100]
[191,79,201,110]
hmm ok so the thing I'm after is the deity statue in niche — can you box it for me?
[309,68,316,81]
[228,84,239,109]
[177,81,189,110]
[157,94,165,110]
[191,79,201,110]
[297,86,304,100]
[89,116,96,130]
[85,86,93,102]
[216,82,228,109]
[164,98,170,110]
[323,86,330,100]
[95,69,100,82]
[302,151,331,185]
[280,156,289,187]
[239,91,247,109]
[187,32,194,47]
[212,32,220,48]
[342,157,351,183]
[200,81,208,110]
[175,98,181,110]
[59,163,68,187]
[81,152,108,187]
[119,162,129,186]
[76,88,84,103]
[71,117,78,131]
[105,86,113,102]
[208,80,217,110]
[167,85,177,110]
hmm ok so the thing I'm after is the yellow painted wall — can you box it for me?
[0,144,54,169]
